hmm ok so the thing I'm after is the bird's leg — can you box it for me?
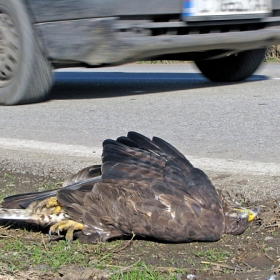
[49,220,85,241]
[33,197,62,213]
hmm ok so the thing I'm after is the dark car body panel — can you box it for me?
[26,0,180,22]
[24,0,280,67]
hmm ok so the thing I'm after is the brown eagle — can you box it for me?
[0,132,259,243]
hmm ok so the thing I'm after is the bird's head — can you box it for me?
[219,192,260,235]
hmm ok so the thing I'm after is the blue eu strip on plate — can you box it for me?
[182,0,195,17]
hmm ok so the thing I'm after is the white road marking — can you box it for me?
[0,137,100,158]
[0,137,279,176]
[189,157,280,177]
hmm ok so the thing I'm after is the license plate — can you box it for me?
[183,0,272,21]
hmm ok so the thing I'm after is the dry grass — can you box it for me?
[256,199,280,233]
[265,45,280,62]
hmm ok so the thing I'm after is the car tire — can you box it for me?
[0,0,53,105]
[194,48,266,82]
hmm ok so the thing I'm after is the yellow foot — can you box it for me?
[34,197,62,213]
[49,220,85,241]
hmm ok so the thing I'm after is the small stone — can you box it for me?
[264,236,273,241]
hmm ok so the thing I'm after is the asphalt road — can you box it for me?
[0,62,279,180]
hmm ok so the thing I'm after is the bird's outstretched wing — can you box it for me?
[1,165,102,209]
[57,132,225,243]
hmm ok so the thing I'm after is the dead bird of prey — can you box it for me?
[0,132,259,243]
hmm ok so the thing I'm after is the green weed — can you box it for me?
[194,248,231,262]
[4,173,15,180]
[3,173,16,188]
[34,182,58,192]
[110,262,177,280]
[185,257,196,266]
[0,238,94,271]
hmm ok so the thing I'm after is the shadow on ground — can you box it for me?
[47,71,268,101]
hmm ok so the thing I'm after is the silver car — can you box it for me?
[0,0,279,105]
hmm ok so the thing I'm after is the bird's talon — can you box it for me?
[34,197,61,213]
[49,220,84,241]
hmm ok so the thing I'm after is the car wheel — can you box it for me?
[0,0,53,105]
[194,48,266,82]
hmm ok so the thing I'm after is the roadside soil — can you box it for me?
[0,167,279,280]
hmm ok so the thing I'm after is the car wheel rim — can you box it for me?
[0,10,21,87]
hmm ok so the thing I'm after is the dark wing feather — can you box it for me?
[101,161,163,181]
[180,168,220,208]
[152,136,193,167]
[127,131,162,153]
[2,165,101,209]
[101,143,165,177]
[116,136,140,148]
[69,178,224,242]
[56,132,225,243]
[2,189,58,209]
[62,165,101,187]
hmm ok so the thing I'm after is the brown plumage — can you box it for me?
[0,132,259,243]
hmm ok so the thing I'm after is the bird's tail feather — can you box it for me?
[0,208,33,221]
[0,208,67,225]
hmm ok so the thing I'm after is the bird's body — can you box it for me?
[0,132,259,243]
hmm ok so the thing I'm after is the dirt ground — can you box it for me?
[0,167,279,280]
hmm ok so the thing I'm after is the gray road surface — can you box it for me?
[0,62,279,181]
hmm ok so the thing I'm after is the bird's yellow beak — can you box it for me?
[235,206,260,222]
